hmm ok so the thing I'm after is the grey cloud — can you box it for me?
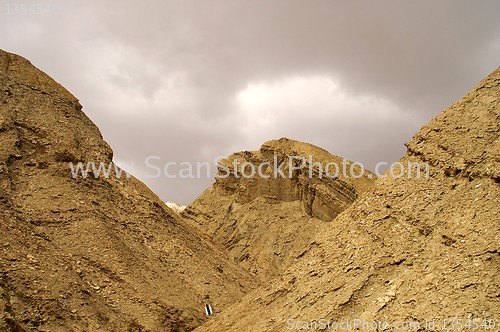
[1,0,499,204]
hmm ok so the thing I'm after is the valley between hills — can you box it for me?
[0,49,498,331]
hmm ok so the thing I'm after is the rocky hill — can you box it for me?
[194,69,500,331]
[182,138,374,281]
[0,49,257,331]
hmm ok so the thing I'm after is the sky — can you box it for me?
[1,0,499,205]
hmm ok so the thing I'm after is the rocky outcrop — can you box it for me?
[195,68,500,331]
[0,49,257,331]
[183,138,374,280]
[166,202,187,214]
[214,138,373,220]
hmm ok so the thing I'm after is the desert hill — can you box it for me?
[194,69,500,331]
[0,49,257,331]
[183,138,374,281]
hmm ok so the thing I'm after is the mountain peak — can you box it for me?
[183,139,375,280]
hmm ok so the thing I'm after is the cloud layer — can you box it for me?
[2,0,499,204]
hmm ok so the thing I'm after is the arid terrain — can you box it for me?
[0,50,256,331]
[0,49,498,331]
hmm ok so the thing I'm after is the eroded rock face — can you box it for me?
[214,138,373,220]
[183,138,374,280]
[195,68,500,332]
[0,49,257,332]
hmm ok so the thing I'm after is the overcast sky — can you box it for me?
[1,0,499,204]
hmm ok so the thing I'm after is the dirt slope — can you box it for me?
[0,49,257,332]
[195,69,500,331]
[183,139,374,281]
